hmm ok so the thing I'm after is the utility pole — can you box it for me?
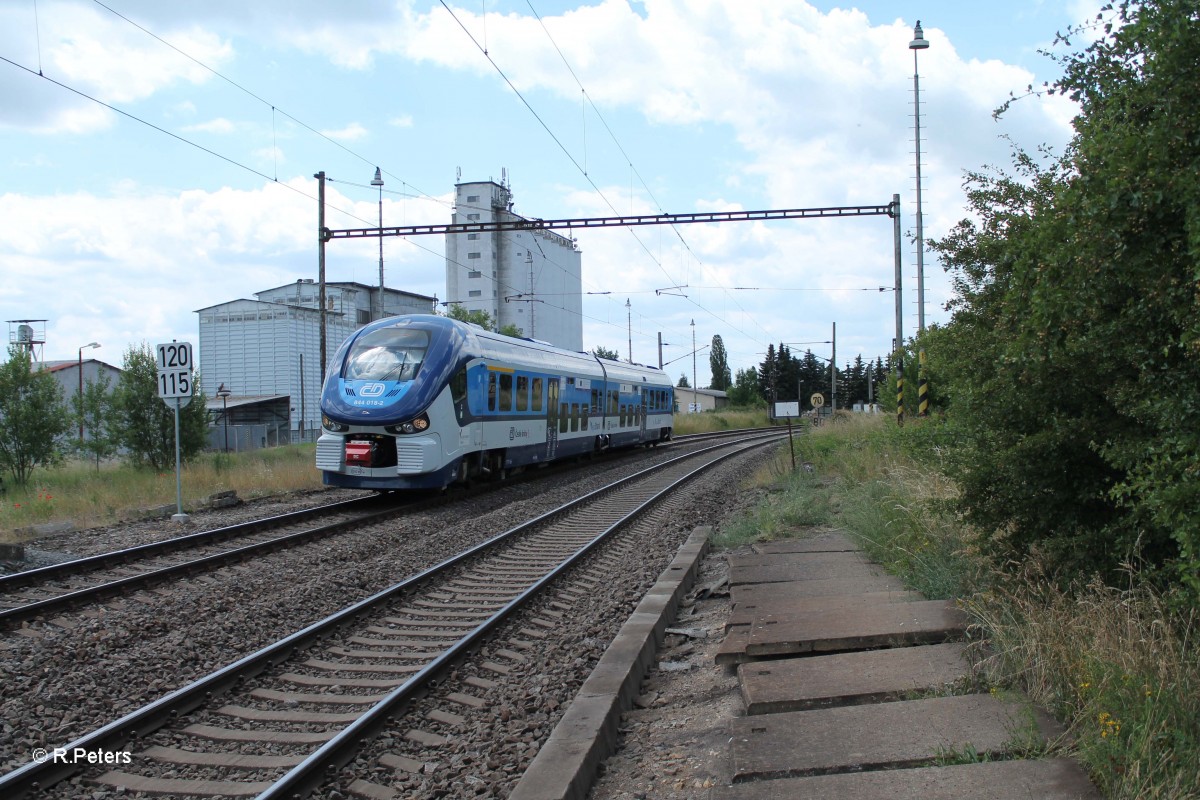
[315,171,327,382]
[893,192,904,427]
[831,321,837,413]
[372,167,385,321]
[626,299,632,362]
[691,319,697,411]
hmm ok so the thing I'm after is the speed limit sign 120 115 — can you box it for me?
[156,341,194,406]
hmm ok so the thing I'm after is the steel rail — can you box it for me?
[0,432,786,799]
[0,429,780,627]
[0,495,380,592]
[259,435,776,800]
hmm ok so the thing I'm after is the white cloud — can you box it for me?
[182,117,237,134]
[319,122,368,141]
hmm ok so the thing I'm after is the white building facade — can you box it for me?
[445,180,583,351]
[197,280,436,441]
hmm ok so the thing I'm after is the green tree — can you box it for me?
[110,343,208,470]
[677,374,690,388]
[498,323,524,338]
[444,305,495,330]
[0,345,71,485]
[591,345,620,360]
[930,0,1200,589]
[74,372,118,470]
[709,335,732,391]
[727,367,765,407]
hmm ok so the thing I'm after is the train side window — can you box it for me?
[450,368,467,404]
[570,403,579,432]
[619,404,626,427]
[516,375,529,412]
[559,403,569,433]
[488,373,497,412]
[532,378,543,411]
[608,390,618,415]
[591,388,600,413]
[500,373,513,411]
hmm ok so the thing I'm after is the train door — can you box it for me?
[546,378,559,459]
[639,387,648,440]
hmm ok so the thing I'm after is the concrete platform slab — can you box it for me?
[712,758,1101,800]
[727,589,923,630]
[715,624,752,665]
[727,549,869,572]
[730,575,907,605]
[750,532,860,554]
[738,642,971,714]
[746,599,968,657]
[729,693,1061,782]
[730,558,885,587]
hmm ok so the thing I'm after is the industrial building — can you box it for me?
[194,176,583,449]
[197,280,436,445]
[445,178,583,351]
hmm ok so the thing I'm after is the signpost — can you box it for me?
[156,341,193,523]
[773,401,802,471]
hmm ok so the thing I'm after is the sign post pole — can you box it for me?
[156,341,194,524]
[173,398,185,521]
[773,401,801,472]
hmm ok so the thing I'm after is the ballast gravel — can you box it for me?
[0,441,775,799]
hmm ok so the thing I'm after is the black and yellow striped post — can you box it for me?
[896,362,905,427]
[918,348,929,418]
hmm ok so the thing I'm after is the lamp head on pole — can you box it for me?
[910,20,929,50]
[371,167,384,188]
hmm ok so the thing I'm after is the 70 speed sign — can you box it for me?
[156,341,194,406]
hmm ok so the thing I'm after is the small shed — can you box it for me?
[205,394,292,451]
[674,387,728,414]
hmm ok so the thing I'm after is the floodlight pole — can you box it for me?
[911,20,931,418]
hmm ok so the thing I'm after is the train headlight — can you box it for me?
[384,413,430,435]
[322,414,348,433]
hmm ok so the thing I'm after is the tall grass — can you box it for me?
[715,414,1200,799]
[672,407,771,436]
[0,445,324,541]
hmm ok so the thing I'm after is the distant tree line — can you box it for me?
[0,343,209,486]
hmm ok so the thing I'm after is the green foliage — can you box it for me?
[498,323,524,338]
[444,304,495,330]
[73,372,118,470]
[709,335,731,391]
[727,367,765,407]
[591,345,620,360]
[0,345,71,485]
[109,343,208,471]
[929,0,1200,590]
[676,373,690,388]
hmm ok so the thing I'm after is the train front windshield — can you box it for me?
[344,328,430,382]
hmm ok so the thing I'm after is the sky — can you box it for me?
[1,0,1100,388]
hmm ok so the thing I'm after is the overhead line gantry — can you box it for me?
[312,173,904,421]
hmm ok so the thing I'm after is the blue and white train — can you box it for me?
[317,315,676,490]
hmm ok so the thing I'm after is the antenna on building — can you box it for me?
[456,166,462,183]
[502,167,508,188]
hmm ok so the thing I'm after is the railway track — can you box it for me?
[0,495,400,628]
[0,430,784,799]
[0,428,778,630]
